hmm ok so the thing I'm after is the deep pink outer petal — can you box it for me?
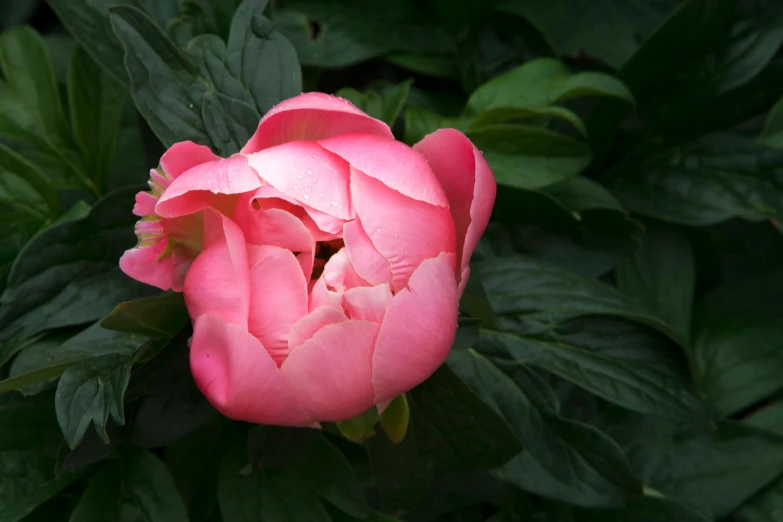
[413,129,497,292]
[319,133,449,207]
[190,313,312,426]
[351,168,456,291]
[245,141,354,220]
[159,141,219,178]
[156,154,262,218]
[282,320,380,422]
[247,245,309,366]
[372,253,459,403]
[183,210,250,329]
[241,93,393,153]
[119,239,172,290]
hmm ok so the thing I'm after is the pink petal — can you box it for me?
[160,141,220,178]
[239,186,337,242]
[414,129,496,291]
[190,313,312,426]
[247,245,309,366]
[282,320,380,421]
[245,141,354,220]
[351,168,456,291]
[233,195,315,278]
[156,154,262,218]
[322,249,367,292]
[133,191,159,216]
[183,211,250,329]
[343,284,392,323]
[309,275,343,312]
[343,220,392,286]
[241,93,393,153]
[119,239,173,290]
[319,133,449,207]
[288,307,348,351]
[372,253,459,403]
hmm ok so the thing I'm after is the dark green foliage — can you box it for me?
[1,0,782,520]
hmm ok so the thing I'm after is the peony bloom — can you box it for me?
[121,93,496,426]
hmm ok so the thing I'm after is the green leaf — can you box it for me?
[406,364,522,474]
[246,426,320,469]
[472,106,587,136]
[367,365,521,513]
[55,353,134,449]
[165,417,225,522]
[337,80,413,129]
[612,134,783,226]
[0,187,156,344]
[110,1,301,153]
[483,177,643,278]
[612,415,783,519]
[475,256,706,421]
[739,476,783,522]
[45,0,129,86]
[498,1,677,69]
[0,26,94,195]
[572,496,711,522]
[201,90,259,156]
[0,143,59,292]
[616,226,695,340]
[465,58,633,116]
[125,332,215,448]
[467,124,593,189]
[0,452,83,522]
[69,450,189,522]
[590,1,783,162]
[225,3,302,114]
[0,392,62,455]
[759,93,783,148]
[218,433,332,522]
[67,45,126,191]
[101,293,189,338]
[451,350,641,508]
[109,5,211,148]
[8,323,147,395]
[745,401,783,437]
[691,270,783,416]
[283,437,369,518]
[274,0,451,69]
[367,428,433,514]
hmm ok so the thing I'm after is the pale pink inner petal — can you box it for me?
[343,219,392,286]
[183,211,250,329]
[241,92,393,152]
[190,313,313,426]
[351,168,456,291]
[288,306,348,351]
[372,253,458,403]
[282,320,380,421]
[343,284,393,323]
[319,133,449,207]
[247,245,309,366]
[322,249,368,293]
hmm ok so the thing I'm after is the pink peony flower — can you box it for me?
[121,93,496,426]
